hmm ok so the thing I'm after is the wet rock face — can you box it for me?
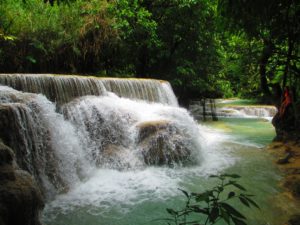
[0,100,68,196]
[0,141,44,225]
[137,121,192,166]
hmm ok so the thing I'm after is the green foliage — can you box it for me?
[163,174,259,225]
[216,33,262,98]
[0,0,116,73]
[107,0,222,102]
[218,0,300,103]
[0,0,298,102]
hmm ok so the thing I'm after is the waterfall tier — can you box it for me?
[189,99,277,120]
[218,105,277,118]
[0,74,178,106]
[0,76,203,199]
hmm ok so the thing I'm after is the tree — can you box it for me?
[112,0,221,104]
[218,0,300,104]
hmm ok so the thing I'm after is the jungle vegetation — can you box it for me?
[0,0,299,104]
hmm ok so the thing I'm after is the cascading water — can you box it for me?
[216,99,277,119]
[0,74,292,225]
[61,93,203,168]
[189,99,277,121]
[0,74,178,106]
[0,74,213,197]
[0,86,93,198]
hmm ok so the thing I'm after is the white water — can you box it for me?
[43,124,234,223]
[218,106,277,120]
[0,84,233,197]
[61,92,205,168]
[0,74,178,106]
[0,78,287,225]
[216,99,277,120]
[0,86,93,197]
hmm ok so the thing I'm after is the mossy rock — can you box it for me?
[136,120,191,166]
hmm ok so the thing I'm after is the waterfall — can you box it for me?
[0,86,92,198]
[0,74,204,200]
[218,106,277,119]
[0,74,178,106]
[190,99,277,120]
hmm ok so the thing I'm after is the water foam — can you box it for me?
[0,85,93,197]
[61,93,204,168]
[0,84,236,223]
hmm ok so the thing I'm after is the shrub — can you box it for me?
[163,174,259,225]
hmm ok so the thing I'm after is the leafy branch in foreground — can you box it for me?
[164,174,259,225]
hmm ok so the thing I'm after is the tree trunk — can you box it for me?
[259,39,274,101]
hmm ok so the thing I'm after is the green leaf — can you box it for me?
[220,208,230,224]
[194,192,210,203]
[209,207,219,222]
[4,35,17,41]
[232,183,247,191]
[220,203,246,219]
[26,56,37,64]
[218,186,224,192]
[239,197,250,207]
[244,196,260,209]
[178,188,189,198]
[231,216,247,225]
[223,174,241,178]
[166,208,178,216]
[189,205,209,215]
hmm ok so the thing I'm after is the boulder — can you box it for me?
[0,141,44,225]
[136,120,191,166]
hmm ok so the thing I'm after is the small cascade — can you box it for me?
[189,99,218,121]
[0,74,178,106]
[218,106,277,119]
[189,99,277,120]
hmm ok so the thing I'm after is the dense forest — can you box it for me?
[0,0,299,105]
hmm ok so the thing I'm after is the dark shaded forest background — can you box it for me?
[0,0,299,105]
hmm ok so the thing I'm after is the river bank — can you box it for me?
[267,141,300,224]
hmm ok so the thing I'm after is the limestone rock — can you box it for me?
[136,120,191,165]
[0,103,68,196]
[0,142,14,166]
[0,140,44,225]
